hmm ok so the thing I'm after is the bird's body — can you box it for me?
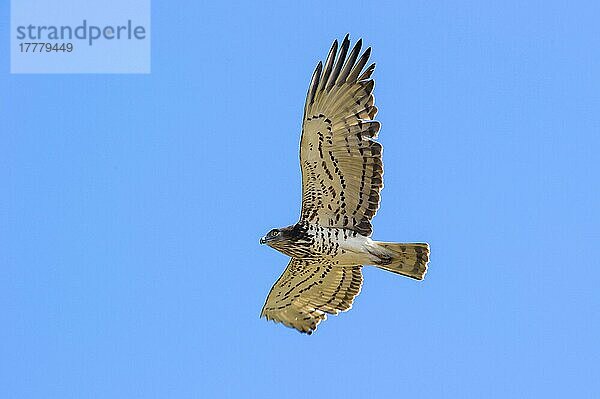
[266,222,378,265]
[260,35,430,334]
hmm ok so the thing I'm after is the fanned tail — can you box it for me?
[373,242,430,280]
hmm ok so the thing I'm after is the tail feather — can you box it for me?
[373,242,430,280]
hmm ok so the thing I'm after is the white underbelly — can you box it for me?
[334,235,379,265]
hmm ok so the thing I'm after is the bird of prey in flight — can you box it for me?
[260,35,430,335]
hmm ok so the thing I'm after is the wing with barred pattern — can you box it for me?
[261,258,363,334]
[300,35,383,236]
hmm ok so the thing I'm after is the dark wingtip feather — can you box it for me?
[338,39,362,84]
[347,46,371,82]
[358,62,376,81]
[326,35,351,91]
[341,34,351,50]
[319,40,338,92]
[312,61,323,93]
[305,61,322,111]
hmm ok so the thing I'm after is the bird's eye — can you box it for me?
[269,229,279,237]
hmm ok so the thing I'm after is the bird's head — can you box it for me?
[260,227,289,247]
[260,224,312,257]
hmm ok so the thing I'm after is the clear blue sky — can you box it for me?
[2,1,599,398]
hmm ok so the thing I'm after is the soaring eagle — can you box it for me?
[260,35,430,334]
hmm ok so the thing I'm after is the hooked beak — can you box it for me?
[259,236,267,245]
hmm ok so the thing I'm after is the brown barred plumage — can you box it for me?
[260,36,430,335]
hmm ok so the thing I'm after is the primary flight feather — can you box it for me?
[260,35,430,335]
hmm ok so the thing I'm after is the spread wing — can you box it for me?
[261,258,363,334]
[300,35,383,236]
